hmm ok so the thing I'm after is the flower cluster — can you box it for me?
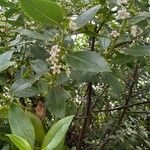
[131,25,138,37]
[47,45,62,75]
[69,20,77,31]
[111,30,120,38]
[117,0,128,5]
[116,8,130,19]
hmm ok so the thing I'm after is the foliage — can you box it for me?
[0,0,150,150]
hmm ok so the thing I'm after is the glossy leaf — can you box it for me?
[8,104,35,147]
[46,87,69,117]
[31,59,49,74]
[42,115,74,150]
[123,45,150,57]
[28,112,45,143]
[70,70,98,82]
[10,74,42,95]
[15,29,49,41]
[14,87,39,98]
[19,0,64,25]
[76,5,100,29]
[67,51,110,73]
[0,51,15,73]
[7,134,33,150]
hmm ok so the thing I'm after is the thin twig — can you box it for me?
[94,100,150,113]
[99,61,139,150]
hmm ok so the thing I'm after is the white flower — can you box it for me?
[50,45,60,54]
[117,0,128,5]
[139,11,148,16]
[110,30,120,38]
[69,20,77,31]
[116,8,130,19]
[49,57,59,64]
[131,25,138,37]
[66,68,71,77]
[48,45,61,63]
[51,64,61,75]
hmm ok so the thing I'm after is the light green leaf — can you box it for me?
[67,51,110,73]
[46,87,69,118]
[0,51,16,73]
[123,45,150,57]
[28,112,45,143]
[7,134,33,150]
[8,104,35,147]
[19,0,64,25]
[0,106,9,118]
[15,29,49,41]
[76,5,100,29]
[99,37,111,50]
[42,115,74,150]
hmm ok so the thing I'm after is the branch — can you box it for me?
[77,83,93,149]
[118,61,139,125]
[128,111,150,114]
[77,26,97,150]
[94,100,150,113]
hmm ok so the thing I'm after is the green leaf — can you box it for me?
[0,106,9,118]
[101,72,122,95]
[10,74,42,95]
[70,70,98,82]
[28,112,45,143]
[99,37,111,50]
[30,45,49,61]
[8,104,35,147]
[144,140,150,148]
[42,115,74,150]
[128,12,150,25]
[67,51,110,74]
[14,87,39,98]
[0,0,13,7]
[46,87,69,118]
[76,5,100,29]
[7,134,33,150]
[15,29,49,41]
[19,0,64,25]
[112,53,134,65]
[123,45,150,57]
[55,73,70,86]
[0,51,16,73]
[31,59,49,74]
[1,144,9,150]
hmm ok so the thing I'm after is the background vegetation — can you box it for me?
[0,0,150,150]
